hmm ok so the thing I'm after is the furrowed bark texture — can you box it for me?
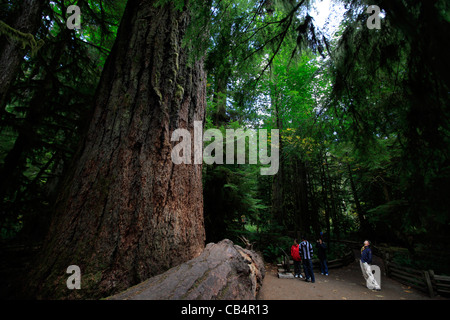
[107,239,266,300]
[30,0,206,299]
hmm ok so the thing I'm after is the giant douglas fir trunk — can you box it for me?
[30,0,206,299]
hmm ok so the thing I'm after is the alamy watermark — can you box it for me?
[367,5,381,29]
[66,265,81,289]
[171,121,279,175]
[66,5,81,30]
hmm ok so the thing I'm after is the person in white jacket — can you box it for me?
[360,240,381,291]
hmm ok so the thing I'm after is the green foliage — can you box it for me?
[327,0,450,243]
[1,0,449,276]
[203,0,450,259]
[0,0,124,241]
[154,0,185,11]
[202,130,270,242]
[262,243,279,261]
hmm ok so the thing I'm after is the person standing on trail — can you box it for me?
[360,240,381,291]
[291,239,303,279]
[299,236,315,283]
[317,239,328,276]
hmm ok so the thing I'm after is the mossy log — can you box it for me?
[107,239,265,300]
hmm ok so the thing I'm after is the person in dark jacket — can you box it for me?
[360,240,381,290]
[316,239,328,276]
[299,236,315,283]
[290,239,303,278]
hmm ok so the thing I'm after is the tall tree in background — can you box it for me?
[0,0,46,198]
[0,0,124,243]
[330,0,450,241]
[30,0,207,299]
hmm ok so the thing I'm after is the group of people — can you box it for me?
[290,236,381,291]
[290,236,328,284]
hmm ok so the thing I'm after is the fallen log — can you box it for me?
[107,239,265,300]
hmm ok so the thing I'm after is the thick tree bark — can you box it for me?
[29,0,206,299]
[107,239,265,300]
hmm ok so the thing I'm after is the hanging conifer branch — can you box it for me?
[0,20,44,56]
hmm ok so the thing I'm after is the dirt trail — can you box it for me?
[258,250,447,300]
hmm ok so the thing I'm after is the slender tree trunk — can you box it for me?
[213,76,228,125]
[306,164,319,236]
[382,179,391,203]
[320,159,331,250]
[0,0,46,200]
[0,31,65,202]
[324,157,340,239]
[269,64,284,226]
[271,122,284,226]
[292,161,302,234]
[295,159,309,235]
[29,0,206,299]
[347,162,367,235]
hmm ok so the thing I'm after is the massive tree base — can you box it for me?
[28,1,207,300]
[107,239,265,300]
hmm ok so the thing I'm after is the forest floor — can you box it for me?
[257,250,448,300]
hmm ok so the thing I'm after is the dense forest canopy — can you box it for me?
[0,0,449,299]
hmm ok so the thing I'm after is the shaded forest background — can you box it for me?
[0,0,449,299]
